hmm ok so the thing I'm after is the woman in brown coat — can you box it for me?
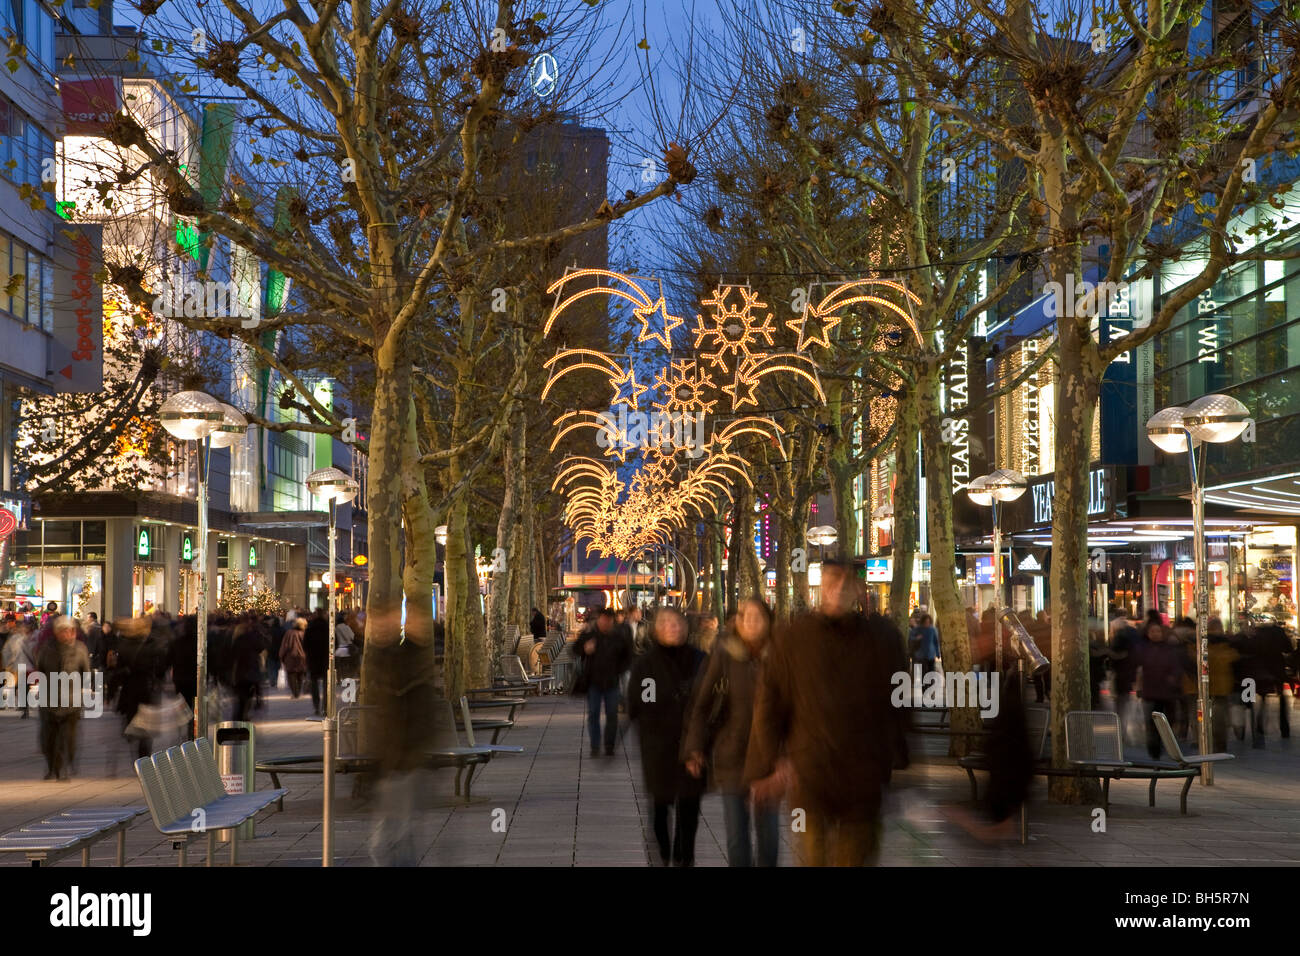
[684,596,777,866]
[279,618,308,698]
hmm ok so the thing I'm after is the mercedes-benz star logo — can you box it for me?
[529,53,558,98]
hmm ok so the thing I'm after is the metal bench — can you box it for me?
[429,696,524,800]
[500,654,555,695]
[134,737,287,866]
[0,806,147,867]
[1065,711,1203,813]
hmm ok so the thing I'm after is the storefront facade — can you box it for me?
[9,500,306,620]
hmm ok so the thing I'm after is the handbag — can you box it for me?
[569,653,589,696]
[125,694,193,740]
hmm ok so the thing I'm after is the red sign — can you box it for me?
[61,78,120,135]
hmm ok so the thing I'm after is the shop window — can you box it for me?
[82,521,106,545]
[42,520,80,547]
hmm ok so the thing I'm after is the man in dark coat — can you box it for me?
[230,616,268,721]
[1136,621,1191,759]
[574,608,631,756]
[36,617,92,780]
[627,606,706,866]
[304,608,330,716]
[744,560,909,866]
[168,616,198,729]
[1249,623,1292,744]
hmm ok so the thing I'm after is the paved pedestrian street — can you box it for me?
[3,689,1297,867]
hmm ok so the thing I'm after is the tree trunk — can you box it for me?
[359,343,412,754]
[889,387,920,637]
[789,486,812,615]
[919,364,980,757]
[1049,314,1105,802]
[710,519,725,620]
[487,396,522,670]
[729,484,761,608]
[1043,135,1101,802]
[826,380,860,560]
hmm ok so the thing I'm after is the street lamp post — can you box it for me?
[159,391,226,741]
[1146,394,1250,785]
[807,525,838,562]
[968,469,1028,673]
[305,466,360,867]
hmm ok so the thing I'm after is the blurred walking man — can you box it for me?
[744,560,908,865]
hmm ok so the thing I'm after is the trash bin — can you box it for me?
[214,721,256,841]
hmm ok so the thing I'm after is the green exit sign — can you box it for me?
[137,528,152,560]
[248,543,258,567]
[182,533,194,562]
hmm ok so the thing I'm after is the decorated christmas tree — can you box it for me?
[218,578,251,614]
[218,577,285,616]
[75,578,96,620]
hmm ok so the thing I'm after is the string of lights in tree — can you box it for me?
[542,268,920,560]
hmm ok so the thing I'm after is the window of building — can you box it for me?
[0,231,55,328]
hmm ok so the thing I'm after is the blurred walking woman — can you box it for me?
[684,596,777,866]
[627,606,706,866]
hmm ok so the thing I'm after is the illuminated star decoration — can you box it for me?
[633,296,684,350]
[543,269,909,560]
[692,286,777,371]
[653,359,719,417]
[610,365,648,411]
[786,294,842,350]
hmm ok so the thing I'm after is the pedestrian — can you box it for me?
[230,615,267,721]
[168,615,198,729]
[627,606,706,866]
[333,612,357,682]
[2,620,36,719]
[83,612,104,670]
[304,608,329,715]
[692,611,719,655]
[744,560,909,866]
[1135,620,1189,760]
[910,613,940,682]
[116,616,169,760]
[683,596,777,866]
[279,618,308,698]
[266,615,285,690]
[36,617,92,780]
[1170,617,1197,740]
[1207,618,1239,752]
[572,608,631,756]
[1109,614,1137,726]
[529,607,547,646]
[1249,622,1292,744]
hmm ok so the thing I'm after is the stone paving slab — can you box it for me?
[1,683,1297,866]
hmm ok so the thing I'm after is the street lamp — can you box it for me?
[1146,393,1250,785]
[159,390,225,740]
[967,469,1027,673]
[806,524,838,561]
[305,465,359,867]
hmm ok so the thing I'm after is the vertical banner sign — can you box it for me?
[1020,338,1040,476]
[1101,313,1137,465]
[946,337,971,494]
[51,224,104,392]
